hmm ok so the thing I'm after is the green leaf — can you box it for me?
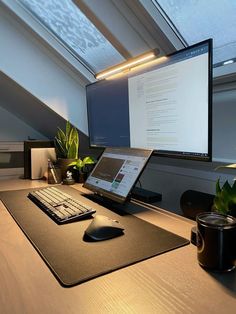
[54,121,79,159]
[221,188,231,205]
[66,121,71,139]
[222,180,232,194]
[74,130,79,155]
[67,141,78,159]
[214,179,236,215]
[54,138,67,158]
[68,158,94,171]
[68,161,77,167]
[214,196,229,214]
[215,178,221,195]
[56,128,66,144]
[232,180,236,194]
[76,159,84,169]
[82,156,95,165]
[68,129,73,145]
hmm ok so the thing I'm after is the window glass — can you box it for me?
[18,0,124,73]
[155,0,236,65]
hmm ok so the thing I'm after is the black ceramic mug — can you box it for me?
[196,212,236,272]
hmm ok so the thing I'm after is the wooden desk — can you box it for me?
[0,179,235,313]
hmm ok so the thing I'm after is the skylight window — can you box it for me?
[154,0,236,66]
[17,0,125,73]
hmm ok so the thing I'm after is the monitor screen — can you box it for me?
[83,147,152,203]
[86,77,130,147]
[86,39,212,161]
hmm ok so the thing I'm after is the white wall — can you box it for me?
[0,3,88,136]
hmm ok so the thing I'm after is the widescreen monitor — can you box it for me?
[83,147,152,203]
[86,39,212,161]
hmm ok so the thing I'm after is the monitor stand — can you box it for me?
[131,187,162,204]
[82,193,128,216]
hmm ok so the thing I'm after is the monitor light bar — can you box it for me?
[95,49,159,80]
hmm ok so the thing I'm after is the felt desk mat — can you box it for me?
[0,186,189,287]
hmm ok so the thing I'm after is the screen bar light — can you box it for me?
[95,49,160,80]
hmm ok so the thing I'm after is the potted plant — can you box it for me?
[55,121,79,158]
[68,156,95,183]
[54,121,79,179]
[55,121,95,182]
[213,179,236,217]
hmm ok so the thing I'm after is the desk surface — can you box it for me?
[0,179,235,314]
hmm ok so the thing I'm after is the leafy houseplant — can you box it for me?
[213,179,236,217]
[68,156,95,183]
[54,121,95,182]
[54,121,79,180]
[54,121,79,159]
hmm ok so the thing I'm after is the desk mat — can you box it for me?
[0,186,189,287]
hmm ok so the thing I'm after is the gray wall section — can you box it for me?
[0,105,47,141]
[212,89,236,163]
[139,157,236,216]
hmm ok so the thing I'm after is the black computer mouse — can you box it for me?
[84,215,125,241]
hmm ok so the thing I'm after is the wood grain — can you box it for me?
[0,179,235,313]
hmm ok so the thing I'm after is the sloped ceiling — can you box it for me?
[0,71,98,157]
[0,71,62,138]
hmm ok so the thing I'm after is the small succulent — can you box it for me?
[213,179,236,216]
[54,121,79,159]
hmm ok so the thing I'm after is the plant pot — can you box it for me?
[229,204,236,218]
[72,171,88,183]
[57,158,75,180]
